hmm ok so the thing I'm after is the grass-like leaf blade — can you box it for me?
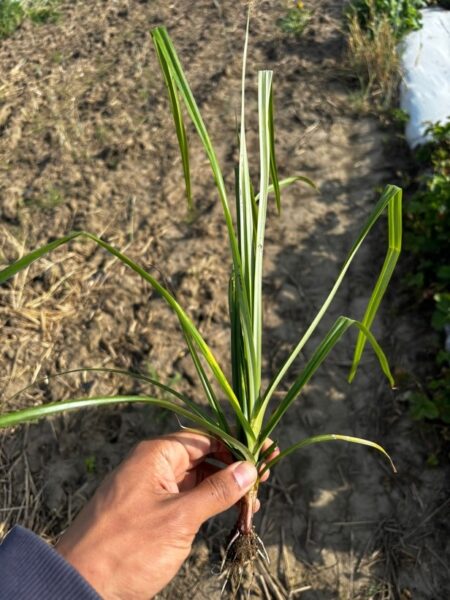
[260,433,396,476]
[268,83,281,214]
[0,231,255,441]
[0,395,253,461]
[253,70,273,404]
[152,36,192,210]
[349,189,402,381]
[256,316,394,445]
[151,27,241,271]
[5,366,211,422]
[261,184,402,411]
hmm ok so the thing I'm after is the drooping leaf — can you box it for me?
[151,27,241,271]
[255,316,394,445]
[260,433,396,476]
[153,37,192,210]
[6,366,210,421]
[261,185,402,412]
[0,231,255,441]
[349,188,402,381]
[0,395,254,461]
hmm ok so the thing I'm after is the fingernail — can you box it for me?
[232,461,257,490]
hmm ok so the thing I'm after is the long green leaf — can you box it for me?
[153,39,191,210]
[260,433,396,476]
[349,191,402,381]
[235,270,258,423]
[260,185,402,411]
[238,13,255,304]
[0,231,255,441]
[152,27,258,437]
[0,395,254,462]
[256,316,394,446]
[6,366,210,422]
[233,15,260,422]
[229,271,241,400]
[268,83,281,214]
[183,333,231,433]
[252,70,273,406]
[151,28,241,272]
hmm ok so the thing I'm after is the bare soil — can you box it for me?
[0,1,448,598]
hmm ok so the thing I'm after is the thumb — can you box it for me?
[185,461,258,525]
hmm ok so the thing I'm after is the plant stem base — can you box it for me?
[220,489,262,597]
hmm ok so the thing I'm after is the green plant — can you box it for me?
[406,122,450,294]
[27,0,61,24]
[0,0,60,38]
[0,0,25,38]
[405,122,450,430]
[23,186,65,209]
[277,1,312,36]
[84,456,97,474]
[347,0,425,40]
[0,8,402,589]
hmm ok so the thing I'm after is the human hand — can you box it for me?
[55,431,277,599]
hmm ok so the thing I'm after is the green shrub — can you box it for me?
[0,0,60,38]
[406,122,450,293]
[347,0,426,40]
[405,122,450,427]
[27,0,61,24]
[277,2,313,36]
[0,0,25,38]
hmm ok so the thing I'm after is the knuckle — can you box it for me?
[135,438,167,459]
[132,440,155,456]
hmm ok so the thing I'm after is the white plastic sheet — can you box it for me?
[400,8,450,148]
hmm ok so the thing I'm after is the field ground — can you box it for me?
[0,1,449,598]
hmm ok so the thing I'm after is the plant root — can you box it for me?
[220,528,269,598]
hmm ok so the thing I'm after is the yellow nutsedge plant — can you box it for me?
[0,8,401,591]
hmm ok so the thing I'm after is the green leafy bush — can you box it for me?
[277,1,313,36]
[0,0,60,38]
[0,0,25,38]
[406,122,450,294]
[348,0,426,39]
[27,0,61,25]
[405,122,450,426]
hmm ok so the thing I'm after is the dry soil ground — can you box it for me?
[0,1,449,598]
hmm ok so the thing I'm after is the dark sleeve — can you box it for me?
[0,526,101,599]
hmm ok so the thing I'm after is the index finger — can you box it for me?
[159,430,228,479]
[258,438,280,482]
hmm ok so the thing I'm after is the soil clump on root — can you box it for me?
[221,530,259,597]
[220,491,270,597]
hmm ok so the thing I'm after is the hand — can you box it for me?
[55,431,276,599]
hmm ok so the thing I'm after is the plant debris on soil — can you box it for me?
[0,1,449,598]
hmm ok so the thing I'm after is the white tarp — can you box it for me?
[400,8,450,148]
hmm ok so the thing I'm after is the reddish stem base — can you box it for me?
[237,488,258,534]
